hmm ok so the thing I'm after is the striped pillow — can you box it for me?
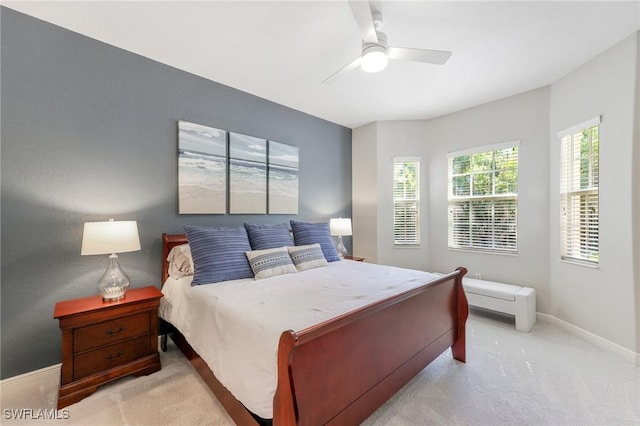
[244,223,294,250]
[287,244,328,271]
[245,247,297,280]
[290,220,340,262]
[183,225,254,285]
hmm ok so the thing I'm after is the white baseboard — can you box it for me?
[537,313,639,366]
[0,364,60,401]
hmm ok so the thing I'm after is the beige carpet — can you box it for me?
[3,311,639,425]
[1,342,234,426]
[63,349,233,426]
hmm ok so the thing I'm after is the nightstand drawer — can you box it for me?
[74,335,150,380]
[73,312,150,353]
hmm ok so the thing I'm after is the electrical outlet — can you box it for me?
[475,273,482,280]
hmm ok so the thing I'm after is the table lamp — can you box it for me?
[81,219,141,301]
[330,217,352,259]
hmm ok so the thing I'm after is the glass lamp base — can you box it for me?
[98,254,130,302]
[101,288,126,302]
[336,236,347,259]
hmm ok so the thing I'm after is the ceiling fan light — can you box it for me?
[361,45,388,73]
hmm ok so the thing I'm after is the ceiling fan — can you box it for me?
[323,1,452,84]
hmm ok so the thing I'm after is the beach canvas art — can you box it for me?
[178,121,227,214]
[230,133,267,214]
[268,141,299,214]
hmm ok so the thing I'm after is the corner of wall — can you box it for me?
[633,30,640,361]
[352,122,379,263]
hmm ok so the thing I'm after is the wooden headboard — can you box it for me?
[161,233,188,285]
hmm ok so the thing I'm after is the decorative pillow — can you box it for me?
[287,244,328,271]
[166,244,194,279]
[290,220,340,262]
[245,247,297,280]
[244,223,294,250]
[183,225,254,286]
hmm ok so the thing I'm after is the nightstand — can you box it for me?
[54,286,162,408]
[344,255,365,262]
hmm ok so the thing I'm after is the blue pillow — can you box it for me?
[183,225,254,285]
[244,223,294,250]
[290,220,340,262]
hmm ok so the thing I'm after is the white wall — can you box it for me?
[375,121,432,269]
[352,88,551,305]
[352,120,431,269]
[425,88,551,311]
[634,33,640,359]
[352,32,639,355]
[352,122,379,263]
[549,33,638,352]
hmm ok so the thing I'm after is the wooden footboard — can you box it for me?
[273,267,468,425]
[161,233,468,426]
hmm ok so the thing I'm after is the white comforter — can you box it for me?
[159,260,438,419]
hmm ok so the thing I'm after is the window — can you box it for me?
[448,142,519,253]
[559,117,600,265]
[393,158,420,247]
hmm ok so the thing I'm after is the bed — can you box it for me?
[159,230,468,425]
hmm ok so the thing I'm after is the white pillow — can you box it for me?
[287,243,328,271]
[166,244,194,279]
[245,247,297,280]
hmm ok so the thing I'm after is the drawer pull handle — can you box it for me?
[106,350,124,360]
[106,326,125,336]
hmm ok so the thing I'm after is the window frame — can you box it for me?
[558,116,600,267]
[447,141,519,254]
[393,157,420,248]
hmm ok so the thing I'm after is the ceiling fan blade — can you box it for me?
[322,56,362,85]
[387,46,452,65]
[348,1,378,45]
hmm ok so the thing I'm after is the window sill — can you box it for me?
[447,247,518,257]
[560,259,599,269]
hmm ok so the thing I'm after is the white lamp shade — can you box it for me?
[330,218,352,237]
[81,220,141,255]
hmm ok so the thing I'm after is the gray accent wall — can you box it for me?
[0,7,352,379]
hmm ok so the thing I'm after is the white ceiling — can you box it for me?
[4,1,640,129]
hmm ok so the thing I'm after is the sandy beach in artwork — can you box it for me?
[179,185,225,214]
[269,193,298,214]
[230,191,267,214]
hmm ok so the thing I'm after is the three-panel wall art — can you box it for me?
[177,121,299,215]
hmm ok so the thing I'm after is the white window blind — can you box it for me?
[559,118,599,265]
[447,142,519,253]
[393,158,420,247]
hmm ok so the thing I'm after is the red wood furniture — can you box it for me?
[344,255,365,261]
[54,286,162,408]
[161,233,468,425]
